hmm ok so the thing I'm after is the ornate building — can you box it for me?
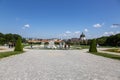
[79,32,87,44]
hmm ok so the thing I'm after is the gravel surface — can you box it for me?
[0,46,13,52]
[0,50,120,80]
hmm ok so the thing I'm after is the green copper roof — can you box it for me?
[80,32,85,37]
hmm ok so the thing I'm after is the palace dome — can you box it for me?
[80,32,85,37]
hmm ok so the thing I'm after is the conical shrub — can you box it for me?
[89,39,97,52]
[14,37,23,51]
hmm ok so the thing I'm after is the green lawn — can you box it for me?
[90,52,120,60]
[0,51,24,59]
[71,45,89,49]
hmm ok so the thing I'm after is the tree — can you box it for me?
[104,33,120,46]
[0,32,22,45]
[0,33,5,45]
[44,42,49,45]
[5,33,14,42]
[114,33,120,46]
[14,37,23,51]
[13,34,22,42]
[97,36,108,46]
[89,39,97,52]
[55,42,59,45]
[0,33,4,38]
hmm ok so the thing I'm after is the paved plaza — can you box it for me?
[0,49,120,80]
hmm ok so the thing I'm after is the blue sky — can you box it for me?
[0,0,120,39]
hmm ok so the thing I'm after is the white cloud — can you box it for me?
[111,24,120,28]
[93,23,102,28]
[104,32,109,35]
[22,24,30,29]
[84,29,88,32]
[103,31,114,36]
[24,24,30,28]
[65,31,71,34]
[74,31,80,34]
[109,31,114,35]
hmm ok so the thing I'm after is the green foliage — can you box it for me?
[0,33,5,45]
[44,42,49,45]
[0,32,22,45]
[88,33,120,47]
[106,33,120,46]
[5,33,14,42]
[0,38,5,45]
[66,39,80,45]
[54,42,59,45]
[14,37,23,51]
[89,39,97,52]
[0,51,23,58]
[97,36,108,46]
[90,52,120,60]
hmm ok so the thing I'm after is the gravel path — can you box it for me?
[0,50,120,80]
[0,46,13,52]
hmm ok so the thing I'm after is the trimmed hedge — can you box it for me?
[14,37,23,51]
[89,39,97,52]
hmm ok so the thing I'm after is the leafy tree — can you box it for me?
[0,33,22,45]
[44,42,49,45]
[5,33,14,42]
[0,38,5,45]
[97,36,108,46]
[106,35,116,46]
[55,42,59,45]
[89,39,97,52]
[115,33,120,46]
[14,37,23,51]
[0,33,5,45]
[13,34,22,42]
[22,38,27,43]
[0,33,4,38]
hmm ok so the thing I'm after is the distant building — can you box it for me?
[27,38,63,43]
[80,32,86,40]
[67,32,87,45]
[79,32,87,44]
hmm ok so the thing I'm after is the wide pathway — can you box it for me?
[0,50,120,80]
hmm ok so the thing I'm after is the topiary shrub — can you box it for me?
[89,39,97,52]
[14,37,23,51]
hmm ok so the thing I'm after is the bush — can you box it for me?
[14,37,23,51]
[89,39,97,52]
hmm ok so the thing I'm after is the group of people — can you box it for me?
[8,42,15,48]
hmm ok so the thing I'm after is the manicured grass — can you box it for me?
[22,43,30,47]
[0,51,24,59]
[90,52,120,60]
[104,48,120,53]
[71,45,89,50]
[81,45,89,49]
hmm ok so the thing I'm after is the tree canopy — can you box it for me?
[0,32,22,45]
[96,33,120,47]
